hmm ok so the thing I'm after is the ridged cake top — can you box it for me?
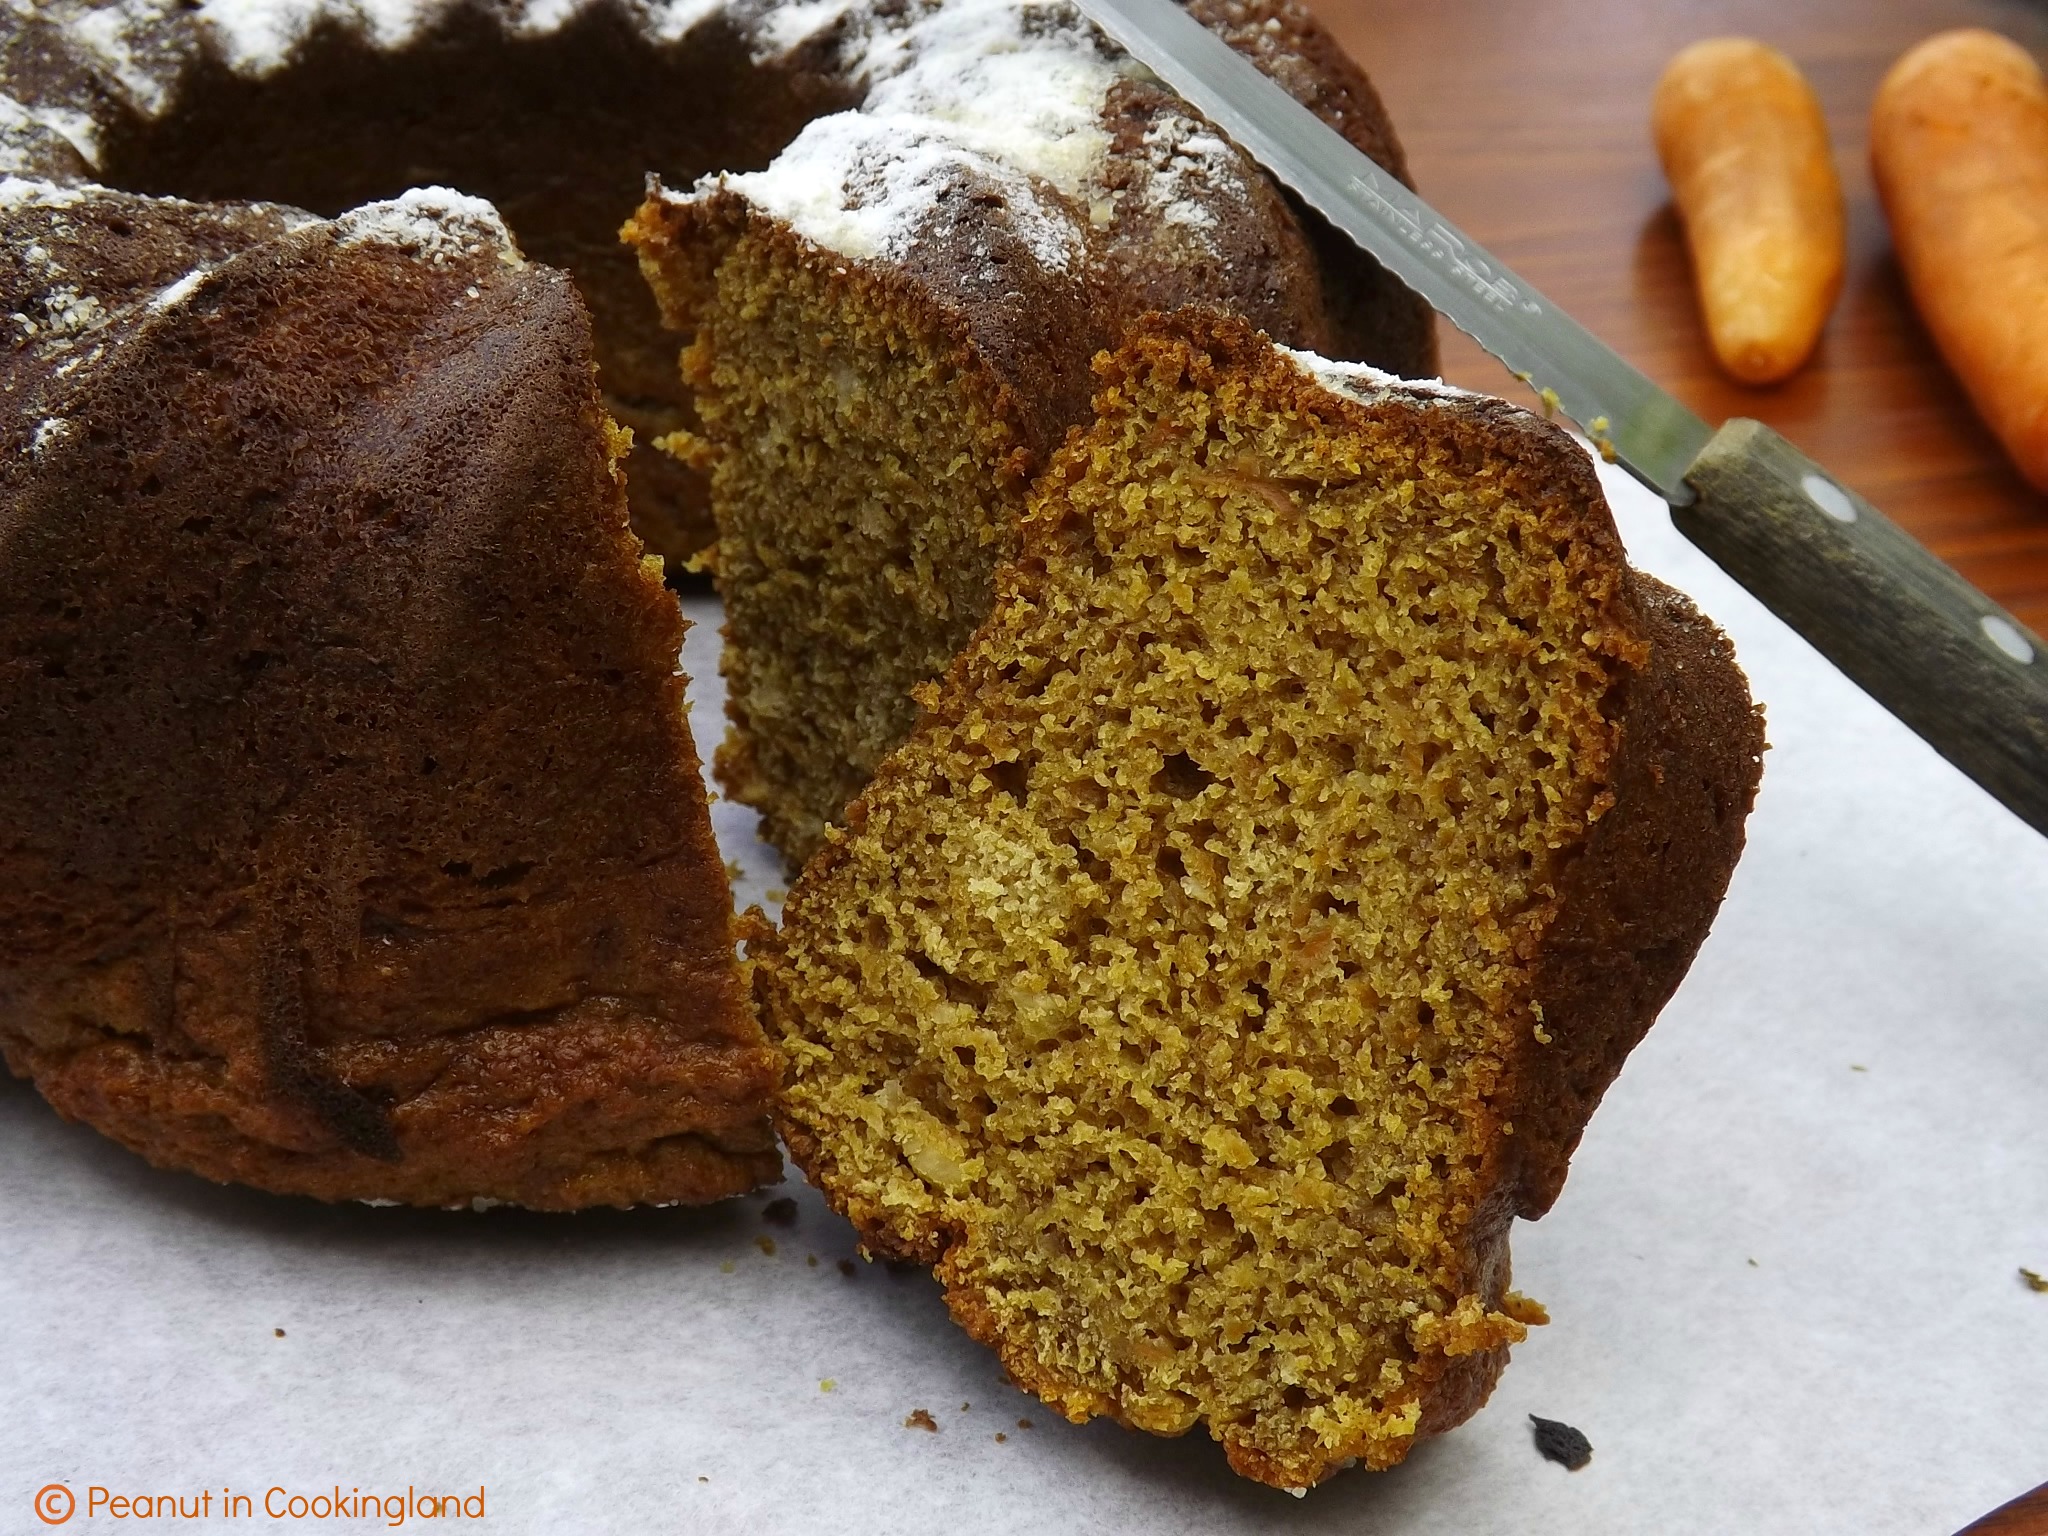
[2,180,518,466]
[7,0,738,109]
[0,0,1266,278]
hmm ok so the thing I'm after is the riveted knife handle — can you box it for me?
[1676,418,2048,837]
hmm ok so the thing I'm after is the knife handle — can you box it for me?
[1676,418,2048,837]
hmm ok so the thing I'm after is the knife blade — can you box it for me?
[1076,0,2048,838]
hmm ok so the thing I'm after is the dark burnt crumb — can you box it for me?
[763,1197,799,1226]
[905,1409,939,1433]
[1017,1418,1034,1430]
[2022,1267,2048,1293]
[837,1258,857,1277]
[995,1432,1008,1443]
[697,1477,708,1484]
[961,1402,971,1412]
[1530,1416,1593,1471]
[273,1328,285,1338]
[755,1235,777,1256]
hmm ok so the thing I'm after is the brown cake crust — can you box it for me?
[0,187,779,1207]
[757,312,1762,1484]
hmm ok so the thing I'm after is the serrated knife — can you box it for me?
[1076,0,2048,838]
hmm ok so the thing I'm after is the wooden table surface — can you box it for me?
[1305,0,2048,637]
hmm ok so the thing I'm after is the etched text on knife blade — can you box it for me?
[1346,167,1542,317]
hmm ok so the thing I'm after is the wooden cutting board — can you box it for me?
[1304,0,2048,638]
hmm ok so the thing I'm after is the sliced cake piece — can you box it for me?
[0,185,779,1209]
[754,312,1763,1485]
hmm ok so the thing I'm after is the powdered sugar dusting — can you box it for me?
[1141,119,1240,234]
[195,0,452,73]
[0,177,87,211]
[856,0,1120,205]
[10,285,108,345]
[61,0,173,115]
[1279,344,1475,405]
[752,0,853,55]
[710,0,1121,267]
[506,0,588,35]
[28,104,102,167]
[722,118,1079,268]
[637,0,725,43]
[148,266,212,311]
[333,186,521,266]
[29,417,73,456]
[0,95,102,171]
[45,0,728,87]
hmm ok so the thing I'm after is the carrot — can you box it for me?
[1653,38,1846,385]
[1873,29,2048,491]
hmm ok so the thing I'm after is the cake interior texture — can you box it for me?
[757,314,1762,1486]
[638,215,1031,864]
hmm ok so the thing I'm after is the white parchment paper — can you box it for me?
[5,456,2045,1535]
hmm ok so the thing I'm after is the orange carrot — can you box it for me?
[1653,38,1846,385]
[1873,29,2048,491]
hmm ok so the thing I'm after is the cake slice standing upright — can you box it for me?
[754,312,1764,1486]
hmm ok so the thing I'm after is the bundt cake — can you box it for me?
[0,0,1435,1204]
[0,181,780,1209]
[753,313,1764,1487]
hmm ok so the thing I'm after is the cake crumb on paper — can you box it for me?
[905,1409,938,1432]
[2022,1267,2048,1293]
[994,1432,1007,1443]
[820,1379,837,1393]
[273,1328,285,1338]
[756,1236,777,1256]
[1530,1415,1593,1471]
